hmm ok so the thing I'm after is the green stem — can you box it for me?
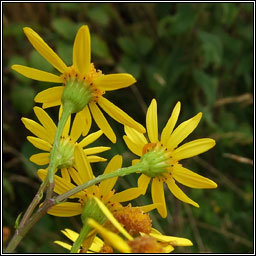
[55,162,145,203]
[5,105,72,253]
[5,198,55,253]
[46,104,71,200]
[70,223,92,253]
[18,179,49,228]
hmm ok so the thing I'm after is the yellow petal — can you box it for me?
[146,99,158,143]
[87,156,107,163]
[136,203,159,213]
[74,145,94,183]
[34,86,64,106]
[23,27,67,73]
[30,153,50,165]
[151,178,167,218]
[99,155,122,195]
[47,202,82,217]
[37,169,84,198]
[173,138,216,160]
[79,130,103,148]
[73,25,91,76]
[167,112,202,150]
[160,101,181,145]
[62,229,79,242]
[61,168,71,183]
[68,167,84,186]
[89,102,116,143]
[81,106,92,136]
[42,100,62,109]
[165,177,199,208]
[123,135,143,156]
[163,245,175,253]
[27,136,51,151]
[150,233,193,247]
[11,65,63,83]
[54,241,72,251]
[138,174,151,195]
[98,97,145,134]
[124,125,147,145]
[87,219,131,253]
[93,73,136,91]
[70,111,84,142]
[21,117,52,144]
[83,146,110,155]
[33,107,57,141]
[110,187,142,203]
[93,197,133,241]
[172,164,217,189]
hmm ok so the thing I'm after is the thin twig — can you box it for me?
[223,153,253,165]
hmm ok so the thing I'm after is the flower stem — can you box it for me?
[5,198,55,253]
[46,104,71,198]
[70,223,92,253]
[55,162,145,203]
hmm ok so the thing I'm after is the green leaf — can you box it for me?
[91,34,110,58]
[193,70,218,107]
[56,42,73,66]
[117,36,137,57]
[198,30,223,68]
[118,56,141,79]
[15,212,23,229]
[10,84,36,114]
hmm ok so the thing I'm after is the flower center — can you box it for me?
[113,205,152,236]
[55,137,75,169]
[139,142,173,177]
[61,64,105,113]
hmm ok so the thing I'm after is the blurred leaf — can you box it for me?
[58,3,81,11]
[56,41,73,65]
[91,34,110,58]
[118,56,141,79]
[220,3,239,26]
[3,176,15,201]
[29,50,55,73]
[193,70,218,107]
[10,84,36,114]
[169,4,198,35]
[117,36,137,58]
[52,18,81,40]
[3,23,26,42]
[87,5,110,26]
[198,30,223,68]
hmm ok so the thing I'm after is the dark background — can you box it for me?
[3,2,253,253]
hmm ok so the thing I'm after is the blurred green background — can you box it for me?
[3,2,253,253]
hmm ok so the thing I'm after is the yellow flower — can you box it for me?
[123,99,217,218]
[54,228,105,253]
[12,25,145,143]
[22,107,109,173]
[87,197,193,253]
[37,146,145,217]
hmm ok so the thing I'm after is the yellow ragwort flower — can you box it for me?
[37,147,146,217]
[87,198,193,253]
[123,99,217,218]
[12,25,145,143]
[21,107,109,172]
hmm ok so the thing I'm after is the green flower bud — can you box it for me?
[54,137,75,169]
[81,197,106,225]
[61,77,93,114]
[138,149,171,178]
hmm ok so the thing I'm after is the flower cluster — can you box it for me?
[11,25,217,253]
